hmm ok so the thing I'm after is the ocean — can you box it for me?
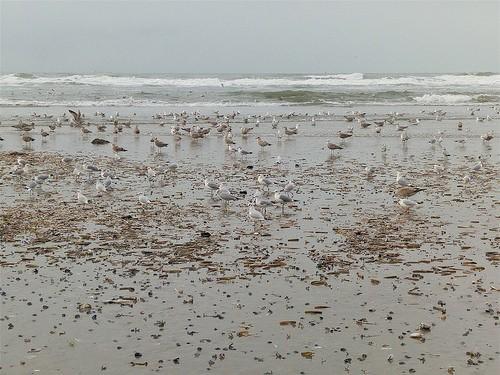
[1,72,499,108]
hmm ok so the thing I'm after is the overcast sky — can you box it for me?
[1,0,498,74]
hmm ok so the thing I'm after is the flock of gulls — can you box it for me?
[2,106,497,230]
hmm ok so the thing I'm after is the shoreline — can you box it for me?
[1,105,499,374]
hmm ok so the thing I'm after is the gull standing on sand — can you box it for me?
[253,190,274,214]
[240,127,253,136]
[396,172,409,187]
[147,166,156,180]
[338,131,353,141]
[326,140,343,155]
[104,175,113,189]
[258,174,272,190]
[395,186,425,198]
[471,161,483,172]
[22,135,35,148]
[398,198,418,211]
[284,126,298,136]
[400,131,409,143]
[26,180,37,196]
[256,136,272,147]
[237,147,252,159]
[34,174,50,186]
[248,205,265,230]
[112,143,127,155]
[96,180,106,195]
[274,191,293,213]
[283,180,296,194]
[204,178,219,197]
[40,129,49,141]
[154,137,168,153]
[77,191,89,204]
[216,186,238,210]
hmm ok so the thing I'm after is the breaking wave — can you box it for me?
[1,73,499,87]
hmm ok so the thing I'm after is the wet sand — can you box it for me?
[1,106,499,374]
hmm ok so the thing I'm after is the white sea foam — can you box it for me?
[1,73,499,87]
[304,73,365,80]
[0,98,290,107]
[413,94,474,104]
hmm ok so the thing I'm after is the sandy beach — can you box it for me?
[0,104,498,374]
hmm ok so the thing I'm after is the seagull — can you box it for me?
[147,166,156,179]
[34,174,49,185]
[240,127,253,135]
[248,205,265,229]
[395,187,425,198]
[26,180,37,196]
[284,126,298,136]
[77,191,89,204]
[471,161,483,172]
[396,172,409,187]
[104,175,113,189]
[83,163,100,179]
[10,165,24,178]
[253,190,274,213]
[258,174,272,190]
[400,131,409,142]
[154,138,168,153]
[481,132,493,142]
[164,161,178,173]
[22,163,32,174]
[40,129,49,140]
[283,180,296,193]
[256,136,272,147]
[326,140,343,154]
[338,131,353,140]
[69,109,83,126]
[237,147,252,159]
[111,144,127,154]
[463,175,472,184]
[22,135,35,148]
[224,132,236,145]
[274,191,293,213]
[204,178,219,197]
[398,198,418,211]
[216,186,238,209]
[73,165,82,180]
[96,180,106,194]
[365,166,375,177]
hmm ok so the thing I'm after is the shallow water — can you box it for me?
[0,105,499,374]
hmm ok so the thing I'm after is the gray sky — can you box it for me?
[1,0,499,74]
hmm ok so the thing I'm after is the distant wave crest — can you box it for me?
[413,94,473,104]
[0,98,289,107]
[1,73,499,87]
